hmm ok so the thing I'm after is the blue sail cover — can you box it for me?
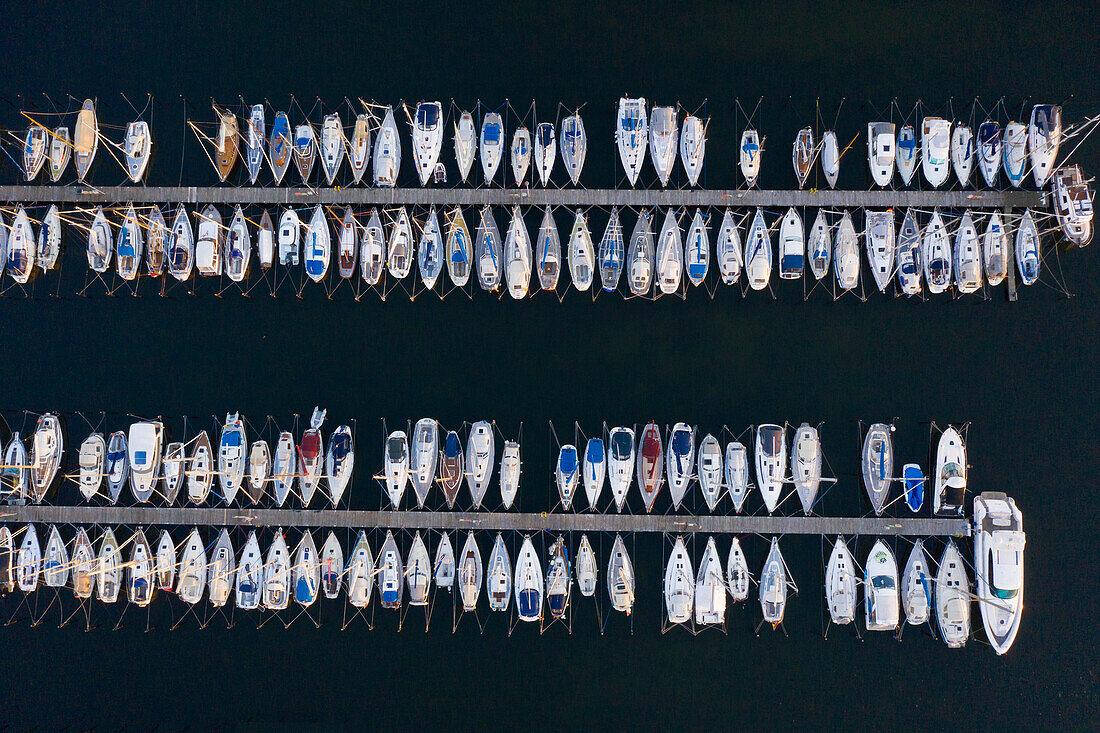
[295,575,315,605]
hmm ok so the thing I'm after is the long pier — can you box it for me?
[0,185,1045,209]
[0,505,971,537]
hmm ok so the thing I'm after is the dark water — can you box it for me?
[1,0,1098,727]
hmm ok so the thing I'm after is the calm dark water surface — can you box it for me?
[1,0,1098,727]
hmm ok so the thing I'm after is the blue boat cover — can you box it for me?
[560,447,577,473]
[586,438,604,463]
[518,588,540,617]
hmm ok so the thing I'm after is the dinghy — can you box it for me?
[466,420,494,508]
[951,123,973,186]
[475,205,503,291]
[560,112,586,185]
[97,528,122,603]
[208,529,235,608]
[535,207,561,291]
[292,122,316,182]
[43,525,69,588]
[123,121,151,183]
[934,427,967,516]
[636,422,664,512]
[105,431,129,504]
[72,528,96,598]
[116,204,144,281]
[454,112,476,183]
[582,437,606,509]
[515,535,544,622]
[299,407,326,506]
[128,420,162,503]
[556,444,580,509]
[867,122,896,187]
[154,530,176,593]
[649,106,678,187]
[745,208,772,291]
[162,441,185,505]
[921,117,951,187]
[317,113,344,185]
[47,126,71,181]
[245,440,269,504]
[145,206,168,276]
[740,128,763,186]
[479,112,504,183]
[35,204,61,273]
[177,528,207,605]
[337,208,358,279]
[697,434,723,511]
[499,441,521,509]
[383,430,409,508]
[865,539,900,631]
[866,209,895,292]
[862,423,893,515]
[348,114,371,184]
[792,127,814,189]
[236,531,263,609]
[1029,104,1061,187]
[903,463,925,512]
[616,97,648,186]
[534,122,556,186]
[412,101,443,186]
[218,413,247,504]
[655,208,683,295]
[74,99,99,182]
[1052,165,1094,246]
[778,207,804,280]
[901,540,931,626]
[825,537,857,625]
[510,126,531,184]
[345,532,374,608]
[195,204,223,277]
[576,536,597,597]
[684,210,710,286]
[292,531,320,608]
[679,114,705,186]
[717,210,744,284]
[487,532,512,612]
[410,418,438,508]
[896,209,922,295]
[304,205,330,282]
[360,209,385,285]
[29,413,63,502]
[627,210,654,296]
[405,532,431,606]
[186,430,213,504]
[568,210,596,292]
[936,540,970,648]
[759,537,788,628]
[1002,121,1027,188]
[505,205,532,299]
[666,422,695,509]
[419,207,444,289]
[922,210,951,294]
[214,109,239,182]
[982,212,1009,286]
[168,205,195,280]
[458,532,483,611]
[821,130,839,188]
[325,424,354,506]
[954,211,982,294]
[977,120,1001,187]
[16,524,41,592]
[546,536,571,618]
[726,538,750,602]
[791,423,821,514]
[756,424,786,513]
[269,111,292,184]
[664,536,693,624]
[695,537,725,625]
[263,531,290,610]
[244,104,265,184]
[607,427,634,511]
[725,441,749,512]
[608,534,635,614]
[1014,210,1041,285]
[373,107,401,187]
[434,532,455,589]
[439,430,464,508]
[78,432,106,501]
[973,492,1025,655]
[272,432,296,507]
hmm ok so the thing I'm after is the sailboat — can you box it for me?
[655,208,683,295]
[556,444,580,509]
[410,418,438,508]
[666,422,695,509]
[466,420,495,508]
[977,120,1001,187]
[7,206,36,283]
[546,536,571,619]
[778,207,804,280]
[218,413,247,504]
[504,205,532,299]
[608,534,635,614]
[439,430,463,508]
[717,210,743,285]
[419,207,444,289]
[345,531,374,607]
[479,112,504,183]
[373,107,401,187]
[901,540,932,626]
[74,99,99,181]
[515,535,544,622]
[535,207,561,291]
[377,531,403,609]
[922,210,951,294]
[867,121,896,187]
[499,441,521,509]
[951,123,973,186]
[277,207,301,267]
[116,204,144,281]
[616,97,648,186]
[982,212,1009,287]
[29,413,63,503]
[759,538,789,628]
[383,430,409,508]
[360,209,385,285]
[725,441,749,512]
[263,531,290,610]
[792,127,814,188]
[270,111,292,184]
[320,531,344,600]
[320,112,345,185]
[685,210,710,286]
[862,423,893,515]
[680,115,705,186]
[607,427,635,512]
[304,205,331,282]
[123,120,152,183]
[298,407,326,506]
[726,538,750,603]
[627,209,654,296]
[650,106,678,186]
[176,528,207,604]
[154,530,175,593]
[821,130,839,188]
[16,524,41,592]
[825,537,857,625]
[599,208,625,292]
[954,210,983,294]
[36,204,61,273]
[791,423,821,514]
[78,432,106,501]
[105,431,129,504]
[636,422,664,512]
[1028,104,1061,187]
[568,210,595,292]
[534,122,556,186]
[47,125,71,181]
[454,111,476,183]
[510,126,531,185]
[865,539,900,631]
[24,125,47,182]
[168,204,195,280]
[207,529,235,608]
[740,128,763,186]
[349,113,371,184]
[576,535,597,597]
[561,112,587,185]
[458,532,483,611]
[293,122,316,182]
[695,537,726,625]
[236,531,263,609]
[755,424,786,513]
[271,432,296,507]
[582,437,606,509]
[487,533,512,612]
[896,209,922,296]
[866,209,895,292]
[1014,210,1041,285]
[214,109,239,182]
[921,117,951,187]
[187,430,213,504]
[43,525,69,588]
[145,206,168,276]
[1002,121,1027,188]
[412,101,444,186]
[745,208,772,291]
[434,532,455,590]
[97,528,121,603]
[337,208,358,280]
[663,536,693,624]
[244,104,265,184]
[72,528,96,598]
[832,208,860,290]
[326,424,354,506]
[936,540,970,648]
[292,530,320,608]
[475,206,503,292]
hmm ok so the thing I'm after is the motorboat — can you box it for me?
[293,122,315,182]
[326,424,354,506]
[664,536,693,624]
[903,463,925,512]
[666,422,695,509]
[865,209,895,292]
[558,114,585,183]
[825,537,857,625]
[218,412,247,504]
[725,441,749,512]
[439,430,463,508]
[951,123,973,185]
[479,112,504,183]
[187,430,213,504]
[123,120,151,183]
[791,423,821,514]
[504,205,532,299]
[755,424,786,513]
[515,535,544,622]
[921,117,951,187]
[973,492,1025,655]
[865,539,900,631]
[74,99,99,181]
[576,535,597,597]
[360,209,385,285]
[176,528,207,604]
[499,441,521,509]
[337,208,358,279]
[684,210,710,286]
[263,531,290,610]
[127,420,163,503]
[105,430,129,504]
[901,540,932,626]
[388,206,414,280]
[698,434,723,511]
[72,528,96,598]
[244,104,265,184]
[195,204,223,277]
[744,208,772,291]
[655,208,683,295]
[349,113,371,184]
[759,538,788,628]
[821,130,839,188]
[36,204,61,272]
[616,97,648,185]
[717,210,743,284]
[47,125,71,181]
[208,529,235,608]
[29,412,63,502]
[145,206,168,276]
[383,430,409,508]
[607,427,635,511]
[792,126,814,188]
[726,538,750,603]
[7,207,37,283]
[582,437,606,509]
[1029,104,1061,186]
[1002,121,1027,188]
[936,540,970,648]
[510,126,531,185]
[299,407,326,506]
[97,528,121,603]
[446,207,472,287]
[534,122,556,186]
[269,111,292,184]
[304,204,331,282]
[458,532,483,611]
[778,207,804,280]
[345,531,374,608]
[418,207,444,289]
[636,422,664,512]
[412,101,443,186]
[977,120,1001,187]
[272,432,296,507]
[292,530,320,608]
[740,128,763,186]
[405,532,431,606]
[568,210,596,292]
[277,208,300,267]
[982,212,1009,286]
[154,530,176,593]
[487,533,512,612]
[16,524,41,592]
[162,442,185,505]
[695,537,726,625]
[556,444,580,509]
[922,211,951,294]
[807,209,831,281]
[627,210,654,296]
[78,432,106,501]
[454,111,476,182]
[934,427,967,516]
[214,109,239,182]
[608,534,635,614]
[466,420,495,507]
[373,107,401,187]
[867,122,896,186]
[546,536,571,619]
[43,525,69,588]
[649,106,678,186]
[236,531,263,609]
[954,211,982,294]
[862,423,893,515]
[410,418,438,508]
[1014,210,1041,285]
[680,114,705,186]
[434,532,456,590]
[535,207,561,291]
[1051,165,1094,246]
[116,204,144,281]
[896,209,922,295]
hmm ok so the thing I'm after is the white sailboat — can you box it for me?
[725,441,749,512]
[373,107,401,187]
[694,537,726,625]
[560,112,586,185]
[697,434,723,511]
[862,423,893,515]
[649,106,678,187]
[825,537,857,625]
[934,427,967,516]
[726,538,750,602]
[480,112,504,183]
[458,532,483,611]
[936,540,970,648]
[465,420,495,508]
[745,208,772,291]
[616,97,647,186]
[515,535,544,622]
[412,101,443,186]
[866,209,896,293]
[576,535,597,597]
[607,427,635,512]
[505,205,532,299]
[663,536,693,624]
[867,122,896,187]
[454,111,476,183]
[901,540,932,626]
[680,114,705,186]
[499,441,521,509]
[410,418,438,508]
[608,534,635,614]
[716,210,743,285]
[755,424,786,513]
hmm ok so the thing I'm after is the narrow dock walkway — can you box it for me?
[0,505,971,536]
[0,185,1043,209]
